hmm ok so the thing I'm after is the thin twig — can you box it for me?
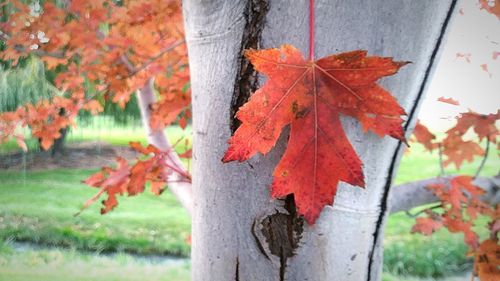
[12,45,66,58]
[438,143,445,176]
[405,203,442,218]
[127,40,185,77]
[474,136,490,179]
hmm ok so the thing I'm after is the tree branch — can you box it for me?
[404,203,442,218]
[127,40,185,77]
[136,79,193,215]
[438,143,445,176]
[389,176,500,214]
[120,54,194,215]
[474,136,490,179]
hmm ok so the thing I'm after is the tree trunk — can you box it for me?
[50,109,69,157]
[50,126,68,157]
[183,1,458,280]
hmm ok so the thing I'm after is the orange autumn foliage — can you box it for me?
[0,0,190,150]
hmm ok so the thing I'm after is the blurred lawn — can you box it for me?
[0,169,191,257]
[0,119,498,280]
[0,240,190,281]
[396,141,499,184]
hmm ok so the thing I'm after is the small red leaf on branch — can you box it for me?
[411,217,443,235]
[455,53,471,63]
[81,142,191,215]
[448,110,499,142]
[479,0,500,20]
[416,176,494,248]
[480,64,493,77]
[223,45,408,223]
[473,239,500,281]
[412,121,437,151]
[437,97,460,106]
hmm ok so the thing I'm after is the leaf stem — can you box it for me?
[308,0,315,61]
[438,143,445,176]
[474,136,490,179]
[405,203,442,218]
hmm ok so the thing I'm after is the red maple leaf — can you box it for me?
[223,45,408,223]
[437,96,460,106]
[473,239,500,281]
[420,176,493,248]
[83,157,130,214]
[442,133,484,169]
[479,0,500,20]
[412,121,437,151]
[448,110,499,142]
[455,53,471,63]
[480,64,493,77]
[81,142,191,215]
[444,215,478,247]
[411,217,443,235]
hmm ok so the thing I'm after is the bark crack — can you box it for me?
[253,195,303,281]
[230,0,270,133]
[365,1,458,280]
[235,257,240,281]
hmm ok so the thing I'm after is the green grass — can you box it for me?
[382,272,469,281]
[0,238,466,281]
[0,145,497,279]
[396,142,499,184]
[0,120,498,280]
[0,169,191,257]
[0,240,190,281]
[384,213,471,277]
[382,143,498,278]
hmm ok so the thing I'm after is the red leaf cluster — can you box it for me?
[411,216,443,235]
[411,110,499,169]
[0,95,102,150]
[473,239,500,281]
[82,142,191,214]
[411,176,500,278]
[412,176,494,248]
[449,111,499,142]
[412,121,437,151]
[479,0,500,20]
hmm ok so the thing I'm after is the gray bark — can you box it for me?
[183,1,458,280]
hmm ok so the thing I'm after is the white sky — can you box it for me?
[419,0,500,131]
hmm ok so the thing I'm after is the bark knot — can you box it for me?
[252,195,303,281]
